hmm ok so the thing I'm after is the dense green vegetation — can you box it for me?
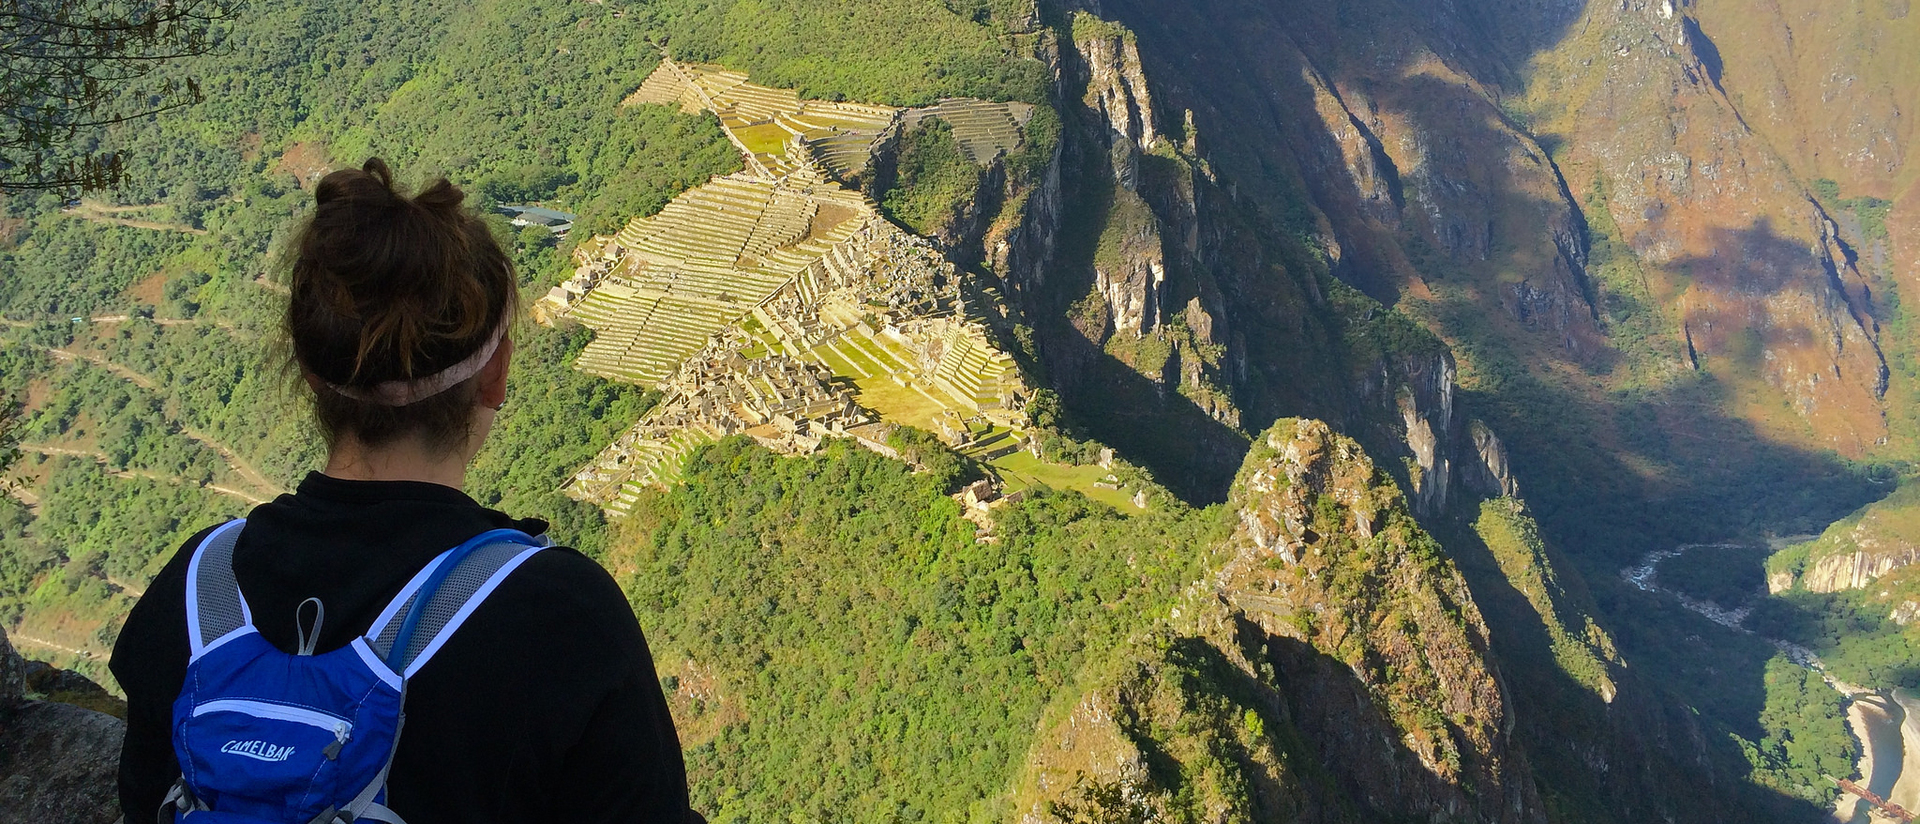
[1746,479,1920,688]
[1625,537,1880,806]
[619,436,1227,823]
[0,219,195,320]
[650,0,1048,105]
[1658,544,1770,609]
[880,118,984,237]
[1744,656,1860,803]
[1469,499,1619,700]
[1749,590,1920,688]
[0,0,768,676]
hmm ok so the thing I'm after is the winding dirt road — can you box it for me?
[42,348,286,498]
[20,444,271,505]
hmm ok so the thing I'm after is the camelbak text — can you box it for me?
[221,740,296,762]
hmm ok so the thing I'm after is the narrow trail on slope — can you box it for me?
[9,632,99,660]
[48,348,156,389]
[84,314,237,332]
[42,348,287,497]
[60,201,206,235]
[4,313,245,335]
[104,575,146,599]
[19,444,271,505]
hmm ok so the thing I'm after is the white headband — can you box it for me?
[327,318,509,407]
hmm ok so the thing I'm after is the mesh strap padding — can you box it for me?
[366,541,538,673]
[187,520,250,653]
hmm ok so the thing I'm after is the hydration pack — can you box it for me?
[162,518,549,824]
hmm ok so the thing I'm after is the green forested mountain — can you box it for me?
[4,0,1919,822]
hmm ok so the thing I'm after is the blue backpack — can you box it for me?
[161,518,549,824]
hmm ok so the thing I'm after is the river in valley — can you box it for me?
[1622,546,1917,823]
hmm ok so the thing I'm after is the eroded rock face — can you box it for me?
[1464,420,1520,500]
[1073,23,1173,340]
[1009,419,1545,824]
[1806,546,1920,593]
[1221,419,1538,822]
[1390,353,1456,516]
[1892,600,1920,626]
[0,627,124,824]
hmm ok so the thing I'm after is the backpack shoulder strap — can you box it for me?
[184,519,253,661]
[364,529,549,678]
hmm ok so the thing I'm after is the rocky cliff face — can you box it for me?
[1034,0,1907,481]
[970,6,1524,510]
[1070,19,1168,340]
[1525,0,1891,453]
[1689,0,1920,279]
[1807,545,1920,593]
[1010,419,1545,823]
[0,627,125,824]
[1776,479,1920,593]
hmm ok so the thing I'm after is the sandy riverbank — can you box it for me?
[1834,691,1916,824]
[1890,689,1920,817]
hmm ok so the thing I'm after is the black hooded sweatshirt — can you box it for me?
[111,472,697,823]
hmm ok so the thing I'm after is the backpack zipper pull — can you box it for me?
[323,722,351,760]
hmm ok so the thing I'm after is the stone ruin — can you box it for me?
[543,60,1040,513]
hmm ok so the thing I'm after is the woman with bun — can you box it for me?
[111,159,698,823]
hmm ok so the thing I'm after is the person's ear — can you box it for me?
[477,336,513,410]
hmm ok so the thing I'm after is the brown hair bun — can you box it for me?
[286,158,520,452]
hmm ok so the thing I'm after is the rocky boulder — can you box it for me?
[0,627,124,824]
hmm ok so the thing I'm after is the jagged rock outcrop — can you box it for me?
[1220,419,1540,821]
[1347,345,1524,517]
[0,627,125,824]
[1381,351,1458,516]
[1463,421,1520,500]
[1011,418,1545,823]
[1071,18,1169,340]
